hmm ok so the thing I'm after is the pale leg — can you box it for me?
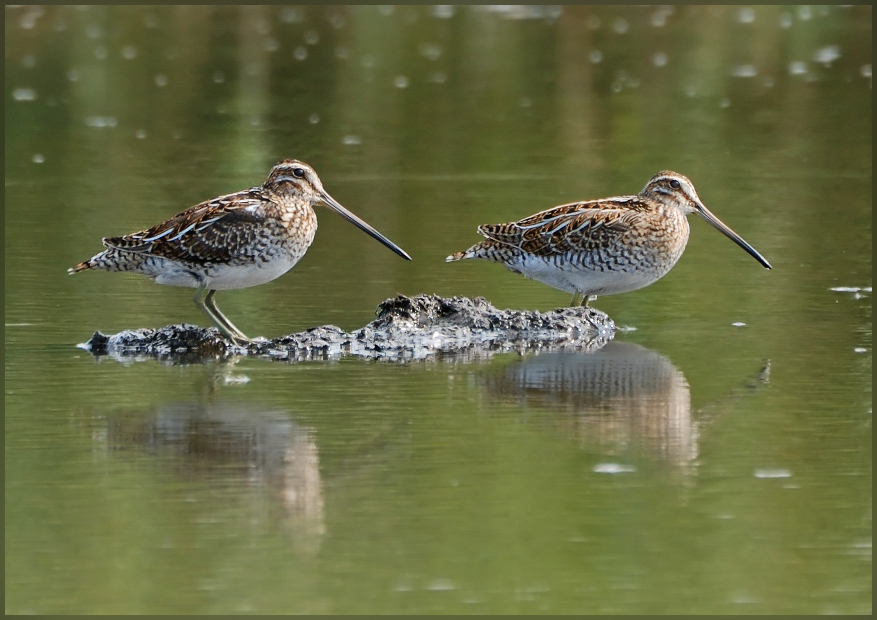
[193,284,251,345]
[570,292,594,308]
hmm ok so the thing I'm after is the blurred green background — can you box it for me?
[5,5,871,614]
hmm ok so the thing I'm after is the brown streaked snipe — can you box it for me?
[69,160,412,345]
[447,171,771,306]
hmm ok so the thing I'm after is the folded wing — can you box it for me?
[478,199,644,258]
[102,190,267,265]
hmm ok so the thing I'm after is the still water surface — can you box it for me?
[5,5,871,614]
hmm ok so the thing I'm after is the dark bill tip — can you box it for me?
[697,205,772,270]
[321,192,412,261]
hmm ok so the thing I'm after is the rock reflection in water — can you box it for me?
[97,402,324,547]
[484,342,697,466]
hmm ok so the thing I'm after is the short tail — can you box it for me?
[67,260,93,275]
[445,250,468,263]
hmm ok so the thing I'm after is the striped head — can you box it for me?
[639,171,704,215]
[264,160,326,204]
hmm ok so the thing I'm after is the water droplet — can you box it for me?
[308,113,320,124]
[379,5,395,16]
[779,12,792,28]
[22,54,36,68]
[361,55,375,68]
[730,64,758,78]
[67,69,80,82]
[394,75,409,88]
[797,6,811,20]
[519,97,532,108]
[594,463,636,474]
[854,347,867,354]
[720,98,731,108]
[432,5,454,19]
[428,71,446,84]
[427,579,455,591]
[212,70,225,84]
[737,7,755,23]
[754,468,792,479]
[293,46,308,61]
[419,43,442,61]
[335,46,348,60]
[135,129,147,139]
[788,61,808,76]
[813,45,841,67]
[280,8,302,23]
[685,85,697,97]
[653,52,667,67]
[20,14,37,29]
[143,14,159,28]
[122,45,137,60]
[93,45,107,60]
[589,50,602,64]
[613,18,628,34]
[861,64,872,78]
[329,13,345,29]
[264,38,279,52]
[342,135,362,146]
[304,30,319,45]
[154,74,168,87]
[85,116,117,128]
[732,322,746,327]
[32,154,45,164]
[85,23,102,39]
[12,88,37,101]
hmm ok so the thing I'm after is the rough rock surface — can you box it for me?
[80,294,615,363]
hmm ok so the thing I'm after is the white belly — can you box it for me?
[152,253,302,290]
[510,253,681,296]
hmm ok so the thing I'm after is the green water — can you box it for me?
[5,5,871,614]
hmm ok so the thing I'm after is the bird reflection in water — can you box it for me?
[96,402,324,549]
[484,342,767,475]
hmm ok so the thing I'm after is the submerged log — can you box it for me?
[80,294,615,363]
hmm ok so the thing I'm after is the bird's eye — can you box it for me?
[293,168,306,178]
[669,179,681,189]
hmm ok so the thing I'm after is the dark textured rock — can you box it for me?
[80,294,615,364]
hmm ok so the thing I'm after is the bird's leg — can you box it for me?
[193,284,251,345]
[570,292,593,308]
[204,290,251,343]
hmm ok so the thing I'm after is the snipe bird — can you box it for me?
[447,171,771,306]
[69,160,412,345]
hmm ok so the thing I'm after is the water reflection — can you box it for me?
[484,342,767,473]
[94,401,324,549]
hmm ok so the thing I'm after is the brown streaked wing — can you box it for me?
[478,199,643,258]
[102,189,268,265]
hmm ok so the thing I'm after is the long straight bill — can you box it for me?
[696,205,772,269]
[320,192,412,261]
